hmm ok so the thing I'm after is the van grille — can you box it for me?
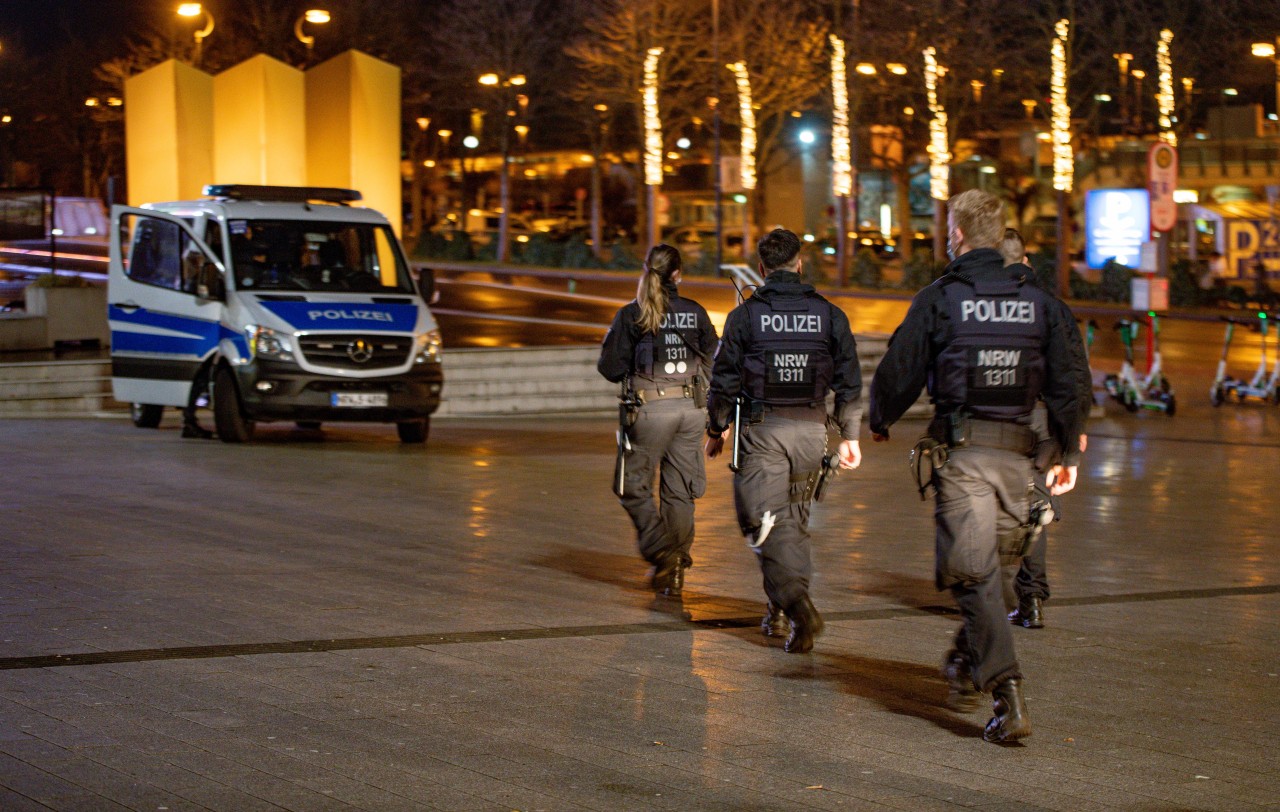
[298,334,412,370]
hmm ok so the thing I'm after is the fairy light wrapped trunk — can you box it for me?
[830,36,852,285]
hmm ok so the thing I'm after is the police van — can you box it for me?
[108,185,443,443]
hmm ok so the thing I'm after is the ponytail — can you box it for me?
[636,243,682,333]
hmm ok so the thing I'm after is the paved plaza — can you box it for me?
[1,389,1279,810]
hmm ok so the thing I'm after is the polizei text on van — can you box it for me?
[306,309,395,322]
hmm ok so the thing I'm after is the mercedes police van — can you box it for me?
[108,185,443,443]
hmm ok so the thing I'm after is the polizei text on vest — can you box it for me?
[959,300,1036,324]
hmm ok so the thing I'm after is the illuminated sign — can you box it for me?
[1085,189,1150,269]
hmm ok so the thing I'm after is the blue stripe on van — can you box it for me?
[257,301,418,332]
[109,306,246,358]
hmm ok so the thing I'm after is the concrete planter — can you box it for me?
[23,285,110,348]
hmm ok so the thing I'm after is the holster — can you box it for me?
[812,453,839,503]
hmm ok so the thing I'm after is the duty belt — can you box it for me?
[636,384,695,403]
[757,402,826,424]
[932,416,1037,455]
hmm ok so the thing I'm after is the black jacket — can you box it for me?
[707,271,863,439]
[597,285,718,385]
[869,248,1084,457]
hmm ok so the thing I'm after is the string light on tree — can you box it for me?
[1050,19,1073,192]
[1157,29,1177,146]
[829,36,852,198]
[728,62,757,192]
[642,47,664,187]
[923,47,950,201]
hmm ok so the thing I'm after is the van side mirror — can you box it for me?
[196,261,225,301]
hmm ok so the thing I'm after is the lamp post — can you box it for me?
[1114,53,1134,131]
[1251,37,1280,124]
[176,3,215,68]
[294,9,331,67]
[590,104,609,259]
[410,116,430,238]
[1130,69,1147,133]
[478,72,526,262]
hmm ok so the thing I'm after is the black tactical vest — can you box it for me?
[633,297,704,384]
[931,273,1047,419]
[742,294,834,405]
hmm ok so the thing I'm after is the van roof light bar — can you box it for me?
[202,185,362,204]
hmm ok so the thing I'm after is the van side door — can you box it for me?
[108,207,228,408]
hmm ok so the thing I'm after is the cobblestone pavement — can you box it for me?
[1,383,1278,810]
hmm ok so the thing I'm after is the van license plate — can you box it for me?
[331,392,388,408]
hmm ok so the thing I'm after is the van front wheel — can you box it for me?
[130,403,163,428]
[213,368,255,443]
[397,417,429,444]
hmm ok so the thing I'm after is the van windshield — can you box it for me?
[228,219,415,294]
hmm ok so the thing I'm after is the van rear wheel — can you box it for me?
[397,417,429,444]
[130,403,163,428]
[213,368,255,443]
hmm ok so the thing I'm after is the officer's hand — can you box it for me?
[1046,464,1078,495]
[872,431,890,443]
[705,429,727,458]
[836,439,861,470]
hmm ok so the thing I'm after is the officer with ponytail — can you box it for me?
[598,244,719,598]
[705,228,863,655]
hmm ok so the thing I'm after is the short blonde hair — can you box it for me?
[948,189,1005,250]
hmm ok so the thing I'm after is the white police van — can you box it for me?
[108,185,443,443]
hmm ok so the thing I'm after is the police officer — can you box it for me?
[705,228,862,654]
[869,191,1083,743]
[999,228,1093,629]
[598,244,718,597]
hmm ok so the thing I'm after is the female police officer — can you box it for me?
[598,244,719,597]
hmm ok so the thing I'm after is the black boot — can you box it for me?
[941,649,982,712]
[649,551,681,595]
[761,601,787,638]
[983,678,1032,743]
[181,422,213,439]
[662,560,686,598]
[783,595,824,654]
[1008,597,1045,629]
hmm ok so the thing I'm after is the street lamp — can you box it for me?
[294,9,331,65]
[1251,37,1280,123]
[176,3,215,68]
[476,72,526,262]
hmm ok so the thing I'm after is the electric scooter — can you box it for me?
[1103,315,1176,415]
[1210,313,1280,405]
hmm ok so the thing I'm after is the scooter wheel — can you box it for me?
[1123,390,1139,413]
[1210,386,1224,407]
[1164,394,1177,416]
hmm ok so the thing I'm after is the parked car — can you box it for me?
[663,224,744,258]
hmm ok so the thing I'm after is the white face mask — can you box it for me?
[946,229,962,261]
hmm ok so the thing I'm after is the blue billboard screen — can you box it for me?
[1085,189,1150,269]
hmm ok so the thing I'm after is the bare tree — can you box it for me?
[721,0,831,241]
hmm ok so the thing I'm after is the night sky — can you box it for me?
[0,0,154,54]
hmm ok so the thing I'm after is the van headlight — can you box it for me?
[246,325,295,362]
[415,329,443,363]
